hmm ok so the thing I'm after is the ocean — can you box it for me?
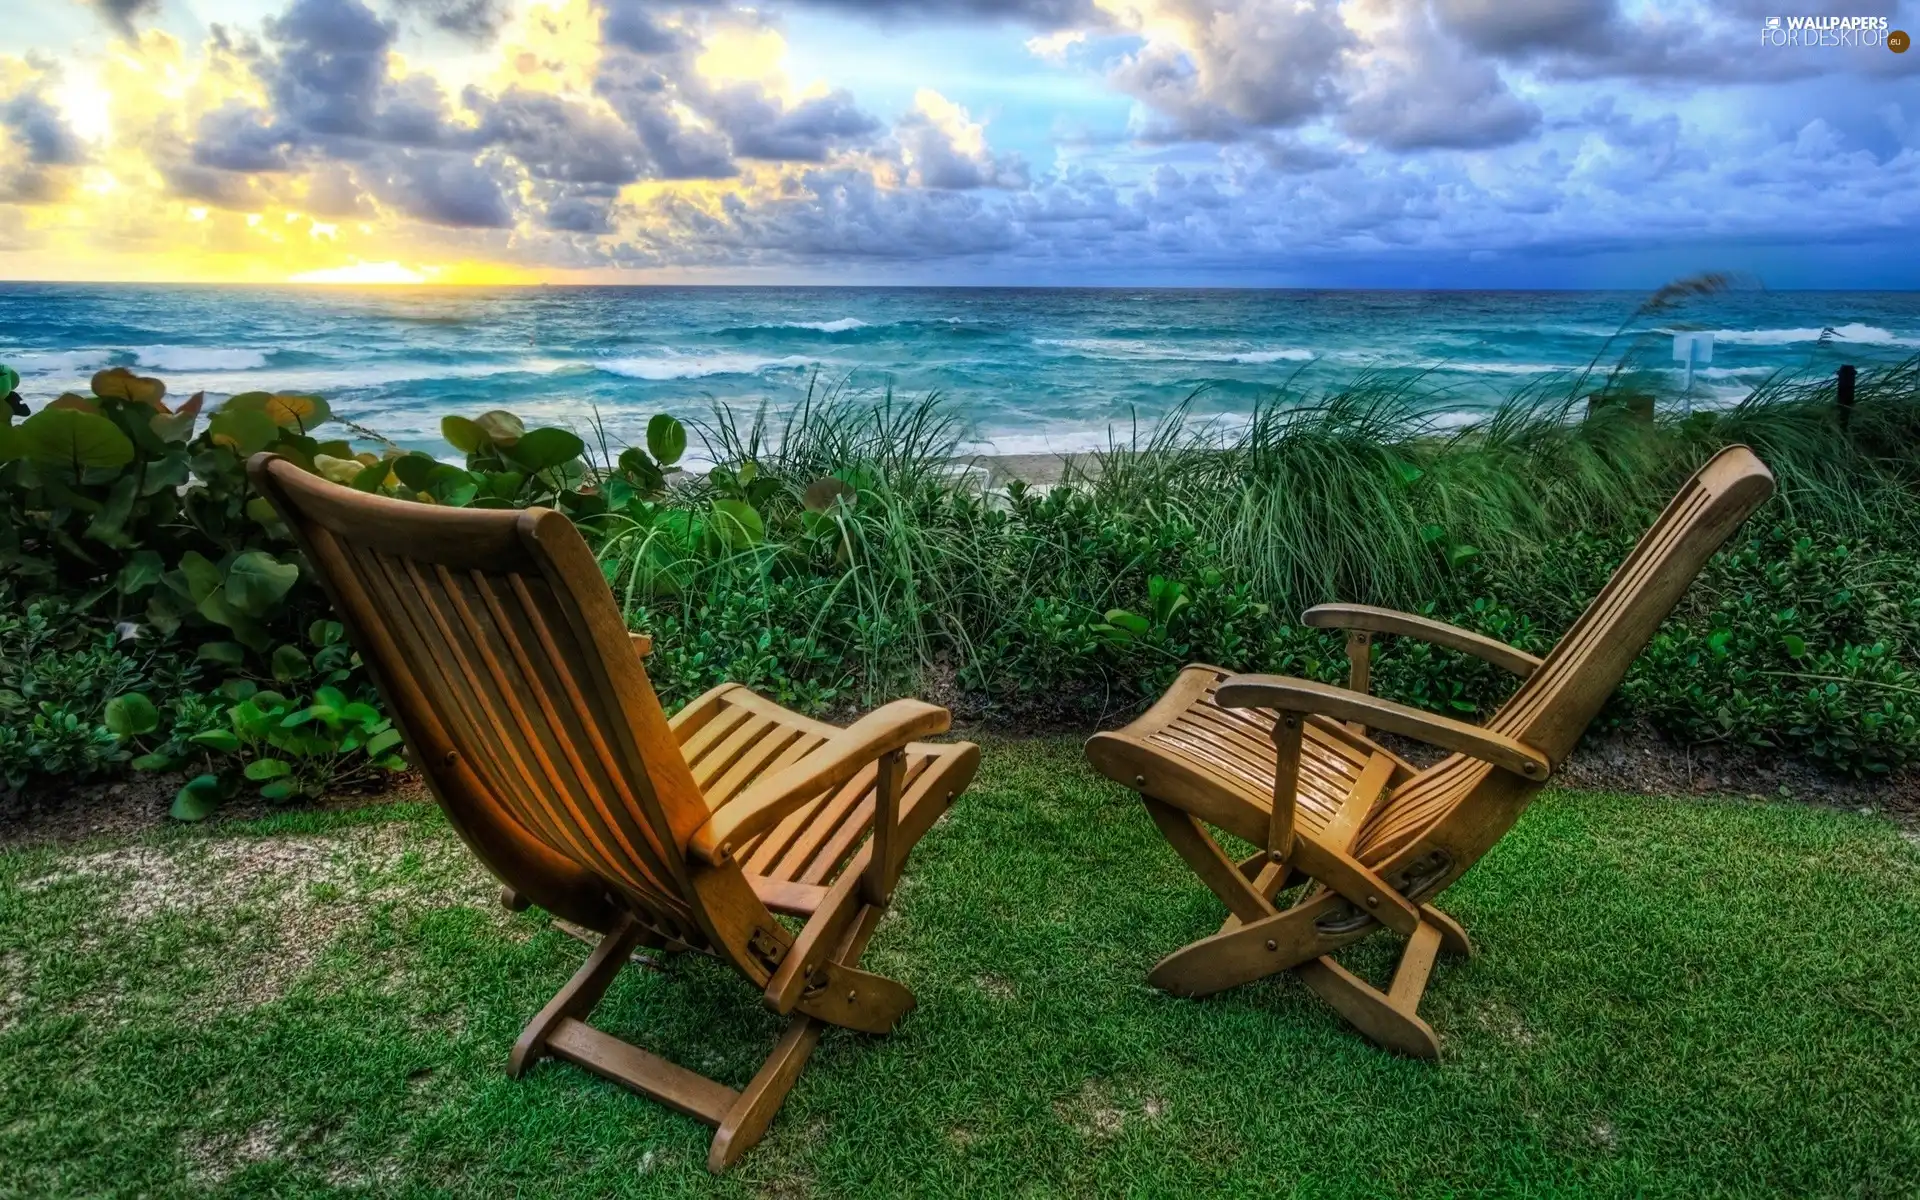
[3,284,1916,460]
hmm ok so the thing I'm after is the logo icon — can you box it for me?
[1892,29,1911,52]
[1765,17,1781,29]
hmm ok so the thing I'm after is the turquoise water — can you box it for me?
[3,285,1916,459]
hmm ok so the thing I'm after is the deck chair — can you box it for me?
[250,454,980,1171]
[1086,445,1773,1057]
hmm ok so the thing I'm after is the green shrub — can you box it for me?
[7,347,1920,812]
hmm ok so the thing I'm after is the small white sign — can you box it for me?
[1673,331,1714,402]
[1672,332,1715,364]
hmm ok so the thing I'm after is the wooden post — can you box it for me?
[1837,364,1857,432]
[1268,712,1304,863]
[1345,630,1372,736]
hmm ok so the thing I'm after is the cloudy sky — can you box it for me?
[0,0,1914,286]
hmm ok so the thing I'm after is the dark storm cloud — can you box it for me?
[77,0,161,37]
[474,88,648,185]
[159,162,276,208]
[1431,0,1616,54]
[1340,3,1541,152]
[795,0,1096,23]
[384,0,514,42]
[599,0,693,54]
[262,0,405,139]
[538,183,622,233]
[3,93,86,166]
[593,53,740,178]
[631,166,1025,263]
[192,103,293,171]
[709,87,879,161]
[0,85,86,205]
[360,151,516,226]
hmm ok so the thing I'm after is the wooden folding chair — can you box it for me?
[1086,445,1773,1057]
[252,454,979,1171]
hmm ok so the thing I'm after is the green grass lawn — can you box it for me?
[3,737,1918,1197]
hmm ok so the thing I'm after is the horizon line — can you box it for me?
[2,280,1918,294]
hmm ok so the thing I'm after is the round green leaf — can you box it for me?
[208,407,280,456]
[18,407,135,469]
[171,775,223,821]
[131,752,179,771]
[312,453,363,486]
[118,550,166,596]
[189,729,242,753]
[226,551,301,615]
[351,459,390,492]
[105,693,160,739]
[390,453,439,491]
[711,498,765,547]
[244,758,293,781]
[442,415,486,453]
[271,644,311,682]
[507,427,586,473]
[425,463,479,507]
[646,413,687,466]
[473,410,525,446]
[197,641,247,666]
[0,364,18,395]
[263,393,331,431]
[803,476,855,513]
[92,367,168,408]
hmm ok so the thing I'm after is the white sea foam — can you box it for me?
[597,353,818,380]
[1709,322,1915,347]
[1443,361,1577,376]
[20,356,577,401]
[1230,349,1318,364]
[8,349,110,375]
[792,318,869,333]
[1664,365,1776,381]
[1038,337,1314,364]
[133,346,271,372]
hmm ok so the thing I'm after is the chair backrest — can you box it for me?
[250,454,715,948]
[1355,445,1774,861]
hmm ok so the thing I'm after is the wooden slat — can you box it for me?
[798,756,934,886]
[706,727,807,810]
[748,876,829,917]
[679,704,755,768]
[547,1019,739,1126]
[764,762,877,881]
[465,567,679,900]
[692,714,779,790]
[1323,753,1395,853]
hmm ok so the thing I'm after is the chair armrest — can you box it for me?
[1215,674,1551,780]
[687,699,951,865]
[1302,604,1541,678]
[629,631,653,659]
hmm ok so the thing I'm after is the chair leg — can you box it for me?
[1421,904,1473,958]
[708,1015,825,1172]
[510,918,648,1077]
[1294,919,1447,1059]
[710,895,894,1170]
[507,897,904,1172]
